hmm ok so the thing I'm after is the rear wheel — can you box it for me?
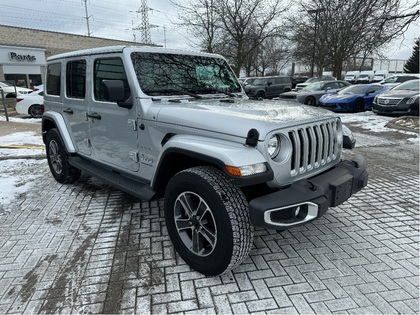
[46,128,81,184]
[29,104,43,118]
[164,166,254,276]
[353,99,365,112]
[304,96,317,106]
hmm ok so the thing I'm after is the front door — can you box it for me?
[89,56,139,172]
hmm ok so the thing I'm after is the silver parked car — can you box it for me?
[296,80,351,106]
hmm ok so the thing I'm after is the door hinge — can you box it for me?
[129,151,139,162]
[127,119,137,131]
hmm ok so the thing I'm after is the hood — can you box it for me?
[379,89,419,98]
[153,98,338,140]
[321,93,357,102]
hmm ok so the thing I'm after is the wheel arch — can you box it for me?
[42,111,76,153]
[151,135,273,198]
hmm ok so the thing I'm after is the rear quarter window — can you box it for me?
[46,63,61,96]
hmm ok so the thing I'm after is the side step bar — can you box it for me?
[69,156,155,201]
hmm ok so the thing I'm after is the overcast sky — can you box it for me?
[0,0,418,60]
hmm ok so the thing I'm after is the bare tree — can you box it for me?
[171,0,290,76]
[287,0,420,79]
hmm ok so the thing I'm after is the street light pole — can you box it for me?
[308,8,325,77]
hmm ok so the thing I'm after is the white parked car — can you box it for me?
[0,81,33,98]
[15,89,44,118]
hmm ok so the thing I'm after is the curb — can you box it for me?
[0,155,46,161]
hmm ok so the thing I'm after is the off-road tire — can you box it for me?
[164,166,254,276]
[46,128,81,184]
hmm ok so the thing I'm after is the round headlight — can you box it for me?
[267,135,280,158]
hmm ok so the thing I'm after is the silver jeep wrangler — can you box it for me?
[42,46,368,276]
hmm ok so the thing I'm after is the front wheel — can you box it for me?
[164,166,254,276]
[46,128,81,184]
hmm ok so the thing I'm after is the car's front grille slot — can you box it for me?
[289,121,338,176]
[377,97,401,106]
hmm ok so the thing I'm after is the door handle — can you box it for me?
[63,108,73,114]
[87,112,101,120]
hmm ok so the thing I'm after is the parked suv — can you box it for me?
[42,46,368,276]
[244,76,292,98]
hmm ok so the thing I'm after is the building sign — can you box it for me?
[0,45,45,65]
[9,52,36,62]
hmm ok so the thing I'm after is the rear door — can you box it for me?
[88,56,139,172]
[62,59,91,155]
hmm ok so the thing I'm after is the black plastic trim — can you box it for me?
[249,154,368,230]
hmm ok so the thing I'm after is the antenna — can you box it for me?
[82,0,93,36]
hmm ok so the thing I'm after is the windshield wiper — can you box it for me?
[145,89,203,99]
[205,89,238,97]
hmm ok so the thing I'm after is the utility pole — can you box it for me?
[82,0,92,36]
[140,0,152,44]
[308,8,325,77]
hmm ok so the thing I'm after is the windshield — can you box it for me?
[338,85,368,95]
[392,80,419,91]
[131,52,241,96]
[359,74,369,78]
[302,82,324,91]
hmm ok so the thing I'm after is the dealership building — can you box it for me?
[0,25,142,89]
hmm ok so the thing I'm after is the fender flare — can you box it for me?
[151,134,273,188]
[42,111,76,153]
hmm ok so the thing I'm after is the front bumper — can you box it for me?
[249,155,368,230]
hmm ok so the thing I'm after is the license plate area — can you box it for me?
[330,174,353,206]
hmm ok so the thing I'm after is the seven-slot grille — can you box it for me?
[288,120,339,176]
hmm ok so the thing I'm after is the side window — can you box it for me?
[46,63,61,96]
[368,86,382,93]
[66,60,86,99]
[94,58,130,101]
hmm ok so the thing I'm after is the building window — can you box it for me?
[4,74,27,88]
[66,60,86,99]
[46,63,61,96]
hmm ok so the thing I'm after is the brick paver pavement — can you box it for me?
[0,159,418,314]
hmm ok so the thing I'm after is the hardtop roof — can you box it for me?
[46,45,224,61]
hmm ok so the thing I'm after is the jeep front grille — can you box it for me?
[288,120,339,176]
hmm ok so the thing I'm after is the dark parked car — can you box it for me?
[291,76,308,89]
[373,79,419,116]
[318,84,389,112]
[244,76,292,98]
[296,80,351,106]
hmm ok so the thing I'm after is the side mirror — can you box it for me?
[101,80,132,109]
[267,82,272,86]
